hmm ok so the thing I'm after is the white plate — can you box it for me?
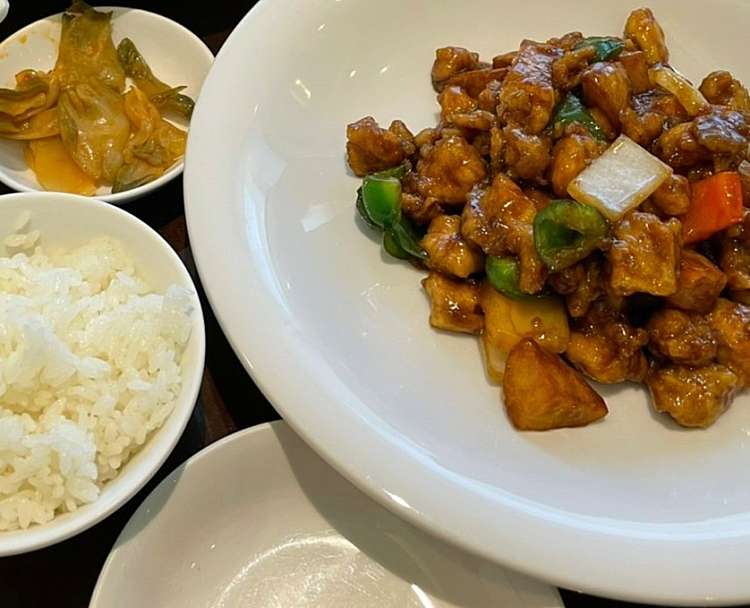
[91,422,562,608]
[0,6,213,203]
[184,0,750,604]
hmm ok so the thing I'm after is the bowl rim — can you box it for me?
[184,1,750,605]
[0,191,206,556]
[0,6,214,205]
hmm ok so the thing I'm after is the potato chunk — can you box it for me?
[503,339,607,430]
[421,215,484,278]
[608,211,681,296]
[647,364,738,428]
[666,250,726,314]
[422,272,483,334]
[708,298,750,387]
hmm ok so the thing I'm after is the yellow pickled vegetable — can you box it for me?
[25,137,97,195]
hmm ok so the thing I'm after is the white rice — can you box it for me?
[0,229,193,531]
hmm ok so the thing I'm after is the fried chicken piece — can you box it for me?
[497,41,562,134]
[549,257,604,318]
[619,50,651,94]
[432,46,482,91]
[502,125,551,181]
[461,174,545,293]
[647,364,738,428]
[421,214,484,278]
[624,7,669,65]
[444,68,508,98]
[666,250,727,314]
[549,131,602,197]
[565,301,649,384]
[708,298,750,387]
[655,121,710,170]
[422,272,483,334]
[719,210,750,291]
[647,308,717,365]
[608,212,682,297]
[551,46,596,91]
[581,61,631,127]
[346,116,412,176]
[415,135,486,204]
[699,71,750,113]
[694,107,750,156]
[650,174,691,216]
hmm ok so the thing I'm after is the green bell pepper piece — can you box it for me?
[362,175,401,229]
[383,230,410,259]
[485,256,528,299]
[533,199,608,271]
[388,217,427,260]
[550,93,606,141]
[575,36,625,62]
[356,187,380,230]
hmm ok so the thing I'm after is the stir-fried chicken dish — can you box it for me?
[345,8,750,431]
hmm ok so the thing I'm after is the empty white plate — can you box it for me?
[90,422,562,608]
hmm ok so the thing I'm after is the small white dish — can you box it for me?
[0,191,205,556]
[0,6,213,204]
[90,421,562,608]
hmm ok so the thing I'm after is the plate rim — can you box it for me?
[183,1,750,604]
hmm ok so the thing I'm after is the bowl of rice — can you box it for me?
[0,191,205,556]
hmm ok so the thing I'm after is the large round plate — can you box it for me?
[91,422,562,608]
[184,0,750,604]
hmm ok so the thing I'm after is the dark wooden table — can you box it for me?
[0,3,731,607]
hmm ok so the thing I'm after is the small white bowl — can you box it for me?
[0,7,213,204]
[0,191,206,556]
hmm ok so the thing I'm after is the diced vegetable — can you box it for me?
[481,334,508,384]
[503,338,607,430]
[649,66,709,117]
[550,92,606,141]
[575,36,625,62]
[533,199,608,271]
[485,256,526,299]
[567,134,672,221]
[355,188,378,229]
[383,230,409,259]
[361,174,401,228]
[388,217,427,260]
[356,166,427,261]
[117,38,194,118]
[372,164,407,180]
[479,281,570,381]
[682,171,744,244]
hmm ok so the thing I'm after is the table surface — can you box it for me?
[0,3,738,607]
